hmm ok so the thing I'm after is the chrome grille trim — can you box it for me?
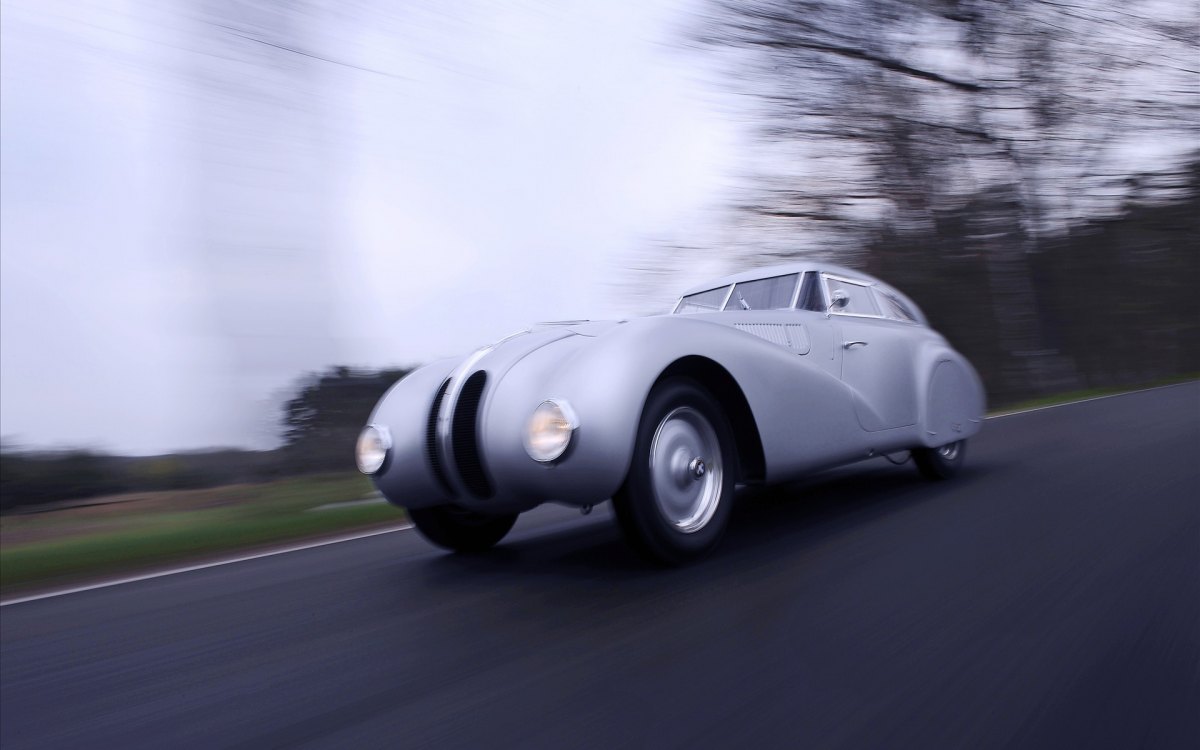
[425,379,453,494]
[434,345,493,499]
[452,371,492,498]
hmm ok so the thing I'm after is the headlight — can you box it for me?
[356,424,391,474]
[524,399,579,463]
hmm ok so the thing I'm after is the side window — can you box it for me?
[675,285,731,314]
[796,272,825,312]
[823,276,880,316]
[724,274,799,311]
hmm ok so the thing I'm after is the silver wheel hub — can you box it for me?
[937,442,960,460]
[649,407,723,534]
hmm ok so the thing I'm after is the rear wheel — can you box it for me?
[612,378,736,565]
[912,440,966,480]
[407,505,518,553]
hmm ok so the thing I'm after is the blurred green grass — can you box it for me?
[0,474,405,594]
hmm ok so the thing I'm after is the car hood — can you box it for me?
[529,319,628,337]
[459,319,631,380]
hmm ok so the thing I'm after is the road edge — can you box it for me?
[0,523,412,607]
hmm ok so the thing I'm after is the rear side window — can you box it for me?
[724,274,799,311]
[675,286,730,314]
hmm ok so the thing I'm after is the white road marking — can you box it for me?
[3,381,1193,607]
[0,523,412,607]
[307,494,389,512]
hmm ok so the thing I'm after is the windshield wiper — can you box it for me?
[737,293,751,310]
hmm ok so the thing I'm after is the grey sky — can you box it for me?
[0,0,740,454]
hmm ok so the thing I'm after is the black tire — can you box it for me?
[912,439,967,480]
[612,377,736,565]
[407,505,518,553]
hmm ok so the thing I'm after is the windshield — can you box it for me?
[675,286,731,314]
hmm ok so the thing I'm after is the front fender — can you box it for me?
[366,358,459,509]
[481,315,863,504]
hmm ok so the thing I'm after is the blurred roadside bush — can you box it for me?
[279,366,412,472]
[1,367,409,513]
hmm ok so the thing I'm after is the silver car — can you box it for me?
[356,262,985,563]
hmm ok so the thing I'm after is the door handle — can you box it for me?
[843,341,869,349]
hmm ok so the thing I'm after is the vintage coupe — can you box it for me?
[356,263,985,563]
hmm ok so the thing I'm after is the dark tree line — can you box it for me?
[1,366,409,512]
[861,160,1200,403]
[279,366,412,470]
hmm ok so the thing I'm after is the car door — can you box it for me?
[716,272,839,376]
[823,274,918,432]
[708,272,853,479]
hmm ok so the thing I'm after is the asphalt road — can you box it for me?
[2,384,1198,749]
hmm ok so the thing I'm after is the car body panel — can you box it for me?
[366,357,458,509]
[363,262,985,515]
[834,315,922,431]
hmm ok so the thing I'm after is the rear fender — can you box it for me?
[913,339,986,447]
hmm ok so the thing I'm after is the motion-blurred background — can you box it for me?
[1,0,1196,518]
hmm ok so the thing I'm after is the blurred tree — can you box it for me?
[677,0,1199,403]
[280,366,412,472]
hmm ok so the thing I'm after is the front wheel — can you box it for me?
[912,440,966,480]
[407,505,518,553]
[612,377,736,565]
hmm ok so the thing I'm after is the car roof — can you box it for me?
[679,262,885,297]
